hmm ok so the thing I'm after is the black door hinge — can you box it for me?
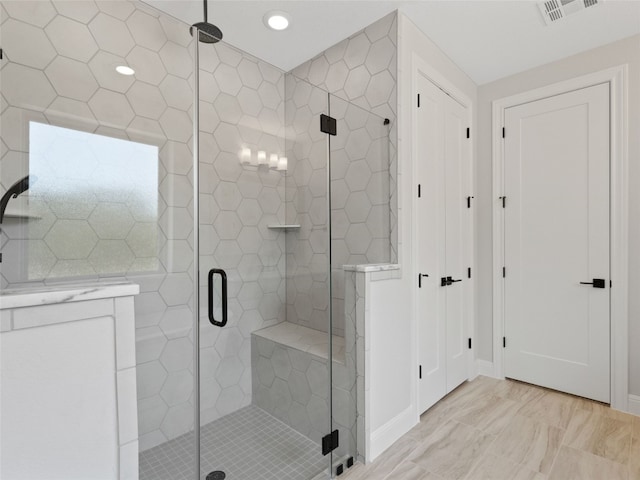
[419,365,422,379]
[466,127,470,139]
[417,93,420,108]
[322,430,339,456]
[467,267,471,279]
[418,184,421,198]
[502,267,506,278]
[320,114,337,136]
[467,196,474,208]
[0,48,3,60]
[502,127,505,138]
[503,337,506,348]
[468,338,472,349]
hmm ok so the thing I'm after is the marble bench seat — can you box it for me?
[252,321,345,364]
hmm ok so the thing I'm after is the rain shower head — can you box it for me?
[190,0,223,44]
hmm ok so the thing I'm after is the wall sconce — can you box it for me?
[241,148,285,170]
[257,150,267,166]
[240,147,252,164]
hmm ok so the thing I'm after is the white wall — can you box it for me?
[476,35,640,395]
[367,273,413,459]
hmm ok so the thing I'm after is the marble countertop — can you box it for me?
[343,263,400,272]
[0,281,140,310]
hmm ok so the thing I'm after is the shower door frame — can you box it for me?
[191,33,202,480]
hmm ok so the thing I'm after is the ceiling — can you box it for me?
[144,0,640,85]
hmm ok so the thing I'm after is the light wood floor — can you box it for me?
[341,376,640,480]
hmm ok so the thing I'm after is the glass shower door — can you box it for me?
[195,37,333,479]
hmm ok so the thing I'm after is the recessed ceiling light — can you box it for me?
[264,11,290,31]
[115,65,135,76]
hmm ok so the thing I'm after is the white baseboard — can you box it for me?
[368,405,416,462]
[476,360,495,378]
[629,394,640,416]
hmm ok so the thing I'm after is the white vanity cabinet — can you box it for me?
[0,283,140,480]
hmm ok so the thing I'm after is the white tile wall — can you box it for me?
[285,12,398,338]
[0,0,287,451]
[120,440,140,480]
[118,367,140,445]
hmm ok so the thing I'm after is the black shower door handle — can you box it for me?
[208,268,228,327]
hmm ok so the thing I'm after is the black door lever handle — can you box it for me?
[418,273,429,288]
[441,276,463,287]
[580,278,605,288]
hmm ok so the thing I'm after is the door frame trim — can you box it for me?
[491,65,629,411]
[411,53,475,412]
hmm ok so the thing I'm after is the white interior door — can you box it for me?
[416,74,447,413]
[504,83,610,403]
[416,73,470,414]
[444,95,469,393]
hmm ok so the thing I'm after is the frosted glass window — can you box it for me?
[24,122,159,279]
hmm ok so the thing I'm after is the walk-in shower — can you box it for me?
[0,1,395,479]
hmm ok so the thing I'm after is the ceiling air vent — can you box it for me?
[539,0,602,25]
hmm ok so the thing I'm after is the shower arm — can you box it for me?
[0,175,33,223]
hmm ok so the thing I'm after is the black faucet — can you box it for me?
[0,175,35,223]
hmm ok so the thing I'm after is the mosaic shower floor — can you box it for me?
[139,405,328,480]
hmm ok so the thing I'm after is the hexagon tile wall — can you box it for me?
[286,13,398,337]
[0,0,287,451]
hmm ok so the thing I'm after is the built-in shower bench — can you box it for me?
[250,321,355,457]
[252,321,345,364]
